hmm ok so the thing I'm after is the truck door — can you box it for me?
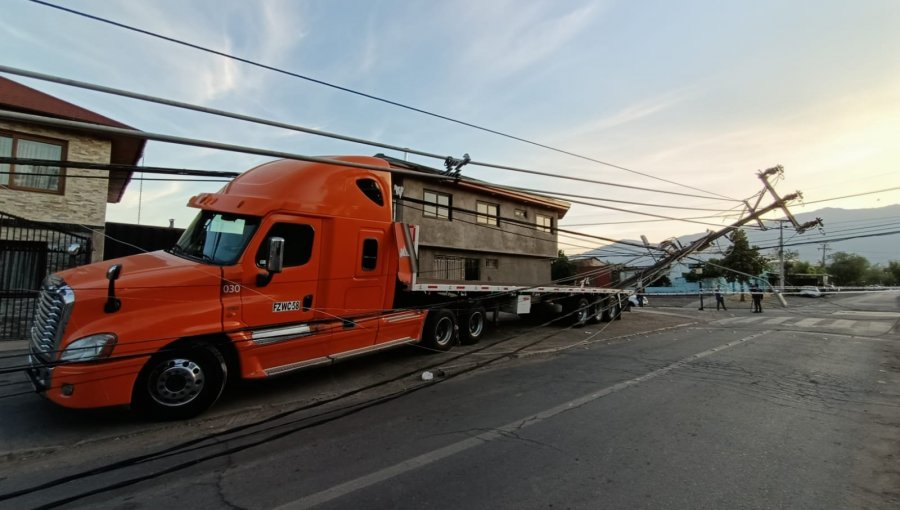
[240,216,328,365]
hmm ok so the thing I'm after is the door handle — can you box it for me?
[302,294,313,311]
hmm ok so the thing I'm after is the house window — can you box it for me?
[0,132,67,194]
[536,214,553,233]
[514,209,527,220]
[423,190,451,220]
[485,258,499,269]
[476,201,499,226]
[433,255,480,280]
[433,255,464,280]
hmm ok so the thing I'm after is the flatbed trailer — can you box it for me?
[27,156,631,419]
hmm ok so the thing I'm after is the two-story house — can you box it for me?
[0,76,146,339]
[384,155,570,285]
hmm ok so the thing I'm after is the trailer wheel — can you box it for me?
[459,307,486,345]
[132,343,227,420]
[612,298,623,320]
[571,297,590,328]
[587,299,602,324]
[599,297,613,322]
[422,309,457,351]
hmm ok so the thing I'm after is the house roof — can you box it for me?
[378,154,571,216]
[0,76,146,202]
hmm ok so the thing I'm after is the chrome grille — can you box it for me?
[29,275,74,363]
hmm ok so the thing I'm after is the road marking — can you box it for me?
[795,318,823,327]
[275,331,771,510]
[829,319,856,329]
[733,317,765,324]
[861,322,894,335]
[832,310,900,318]
[763,317,790,325]
[716,317,748,324]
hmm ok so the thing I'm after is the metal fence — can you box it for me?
[0,210,92,340]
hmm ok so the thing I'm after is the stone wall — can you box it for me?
[0,120,112,262]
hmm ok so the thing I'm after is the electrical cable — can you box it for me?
[0,64,742,203]
[20,5,738,202]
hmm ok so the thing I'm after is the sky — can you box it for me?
[2,0,899,257]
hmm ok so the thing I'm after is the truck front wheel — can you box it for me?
[133,344,227,420]
[422,309,457,351]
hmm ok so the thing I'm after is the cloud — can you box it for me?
[457,1,603,79]
[551,87,696,143]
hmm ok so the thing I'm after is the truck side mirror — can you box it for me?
[257,237,285,287]
[267,237,285,274]
[105,263,123,313]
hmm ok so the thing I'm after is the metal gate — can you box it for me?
[0,210,92,340]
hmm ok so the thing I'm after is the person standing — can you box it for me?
[715,287,727,311]
[750,285,763,313]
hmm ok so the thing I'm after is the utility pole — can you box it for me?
[819,242,830,268]
[618,166,820,311]
[778,220,785,292]
[771,218,793,292]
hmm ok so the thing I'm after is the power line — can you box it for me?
[25,1,738,202]
[754,229,900,251]
[0,65,740,203]
[0,110,758,229]
[802,185,900,205]
[0,157,732,217]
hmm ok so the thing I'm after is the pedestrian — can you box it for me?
[714,287,727,311]
[750,285,763,313]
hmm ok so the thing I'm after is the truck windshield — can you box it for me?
[170,211,260,265]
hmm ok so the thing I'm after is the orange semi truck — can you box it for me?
[27,156,629,419]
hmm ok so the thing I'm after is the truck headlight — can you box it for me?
[59,334,118,362]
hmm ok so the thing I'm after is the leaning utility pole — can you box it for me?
[621,166,822,293]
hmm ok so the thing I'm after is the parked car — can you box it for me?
[628,295,648,307]
[798,286,823,298]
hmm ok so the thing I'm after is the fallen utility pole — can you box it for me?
[620,166,822,291]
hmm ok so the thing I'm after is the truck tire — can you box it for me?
[570,297,590,328]
[132,343,227,420]
[587,298,603,324]
[459,306,486,345]
[422,309,457,351]
[599,297,613,322]
[612,298,623,320]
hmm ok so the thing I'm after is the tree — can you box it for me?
[886,261,900,286]
[862,265,887,286]
[648,274,672,287]
[551,250,576,282]
[783,250,815,275]
[827,252,870,285]
[719,229,768,298]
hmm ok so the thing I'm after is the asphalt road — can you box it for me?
[0,291,898,509]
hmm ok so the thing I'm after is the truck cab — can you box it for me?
[28,156,426,419]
